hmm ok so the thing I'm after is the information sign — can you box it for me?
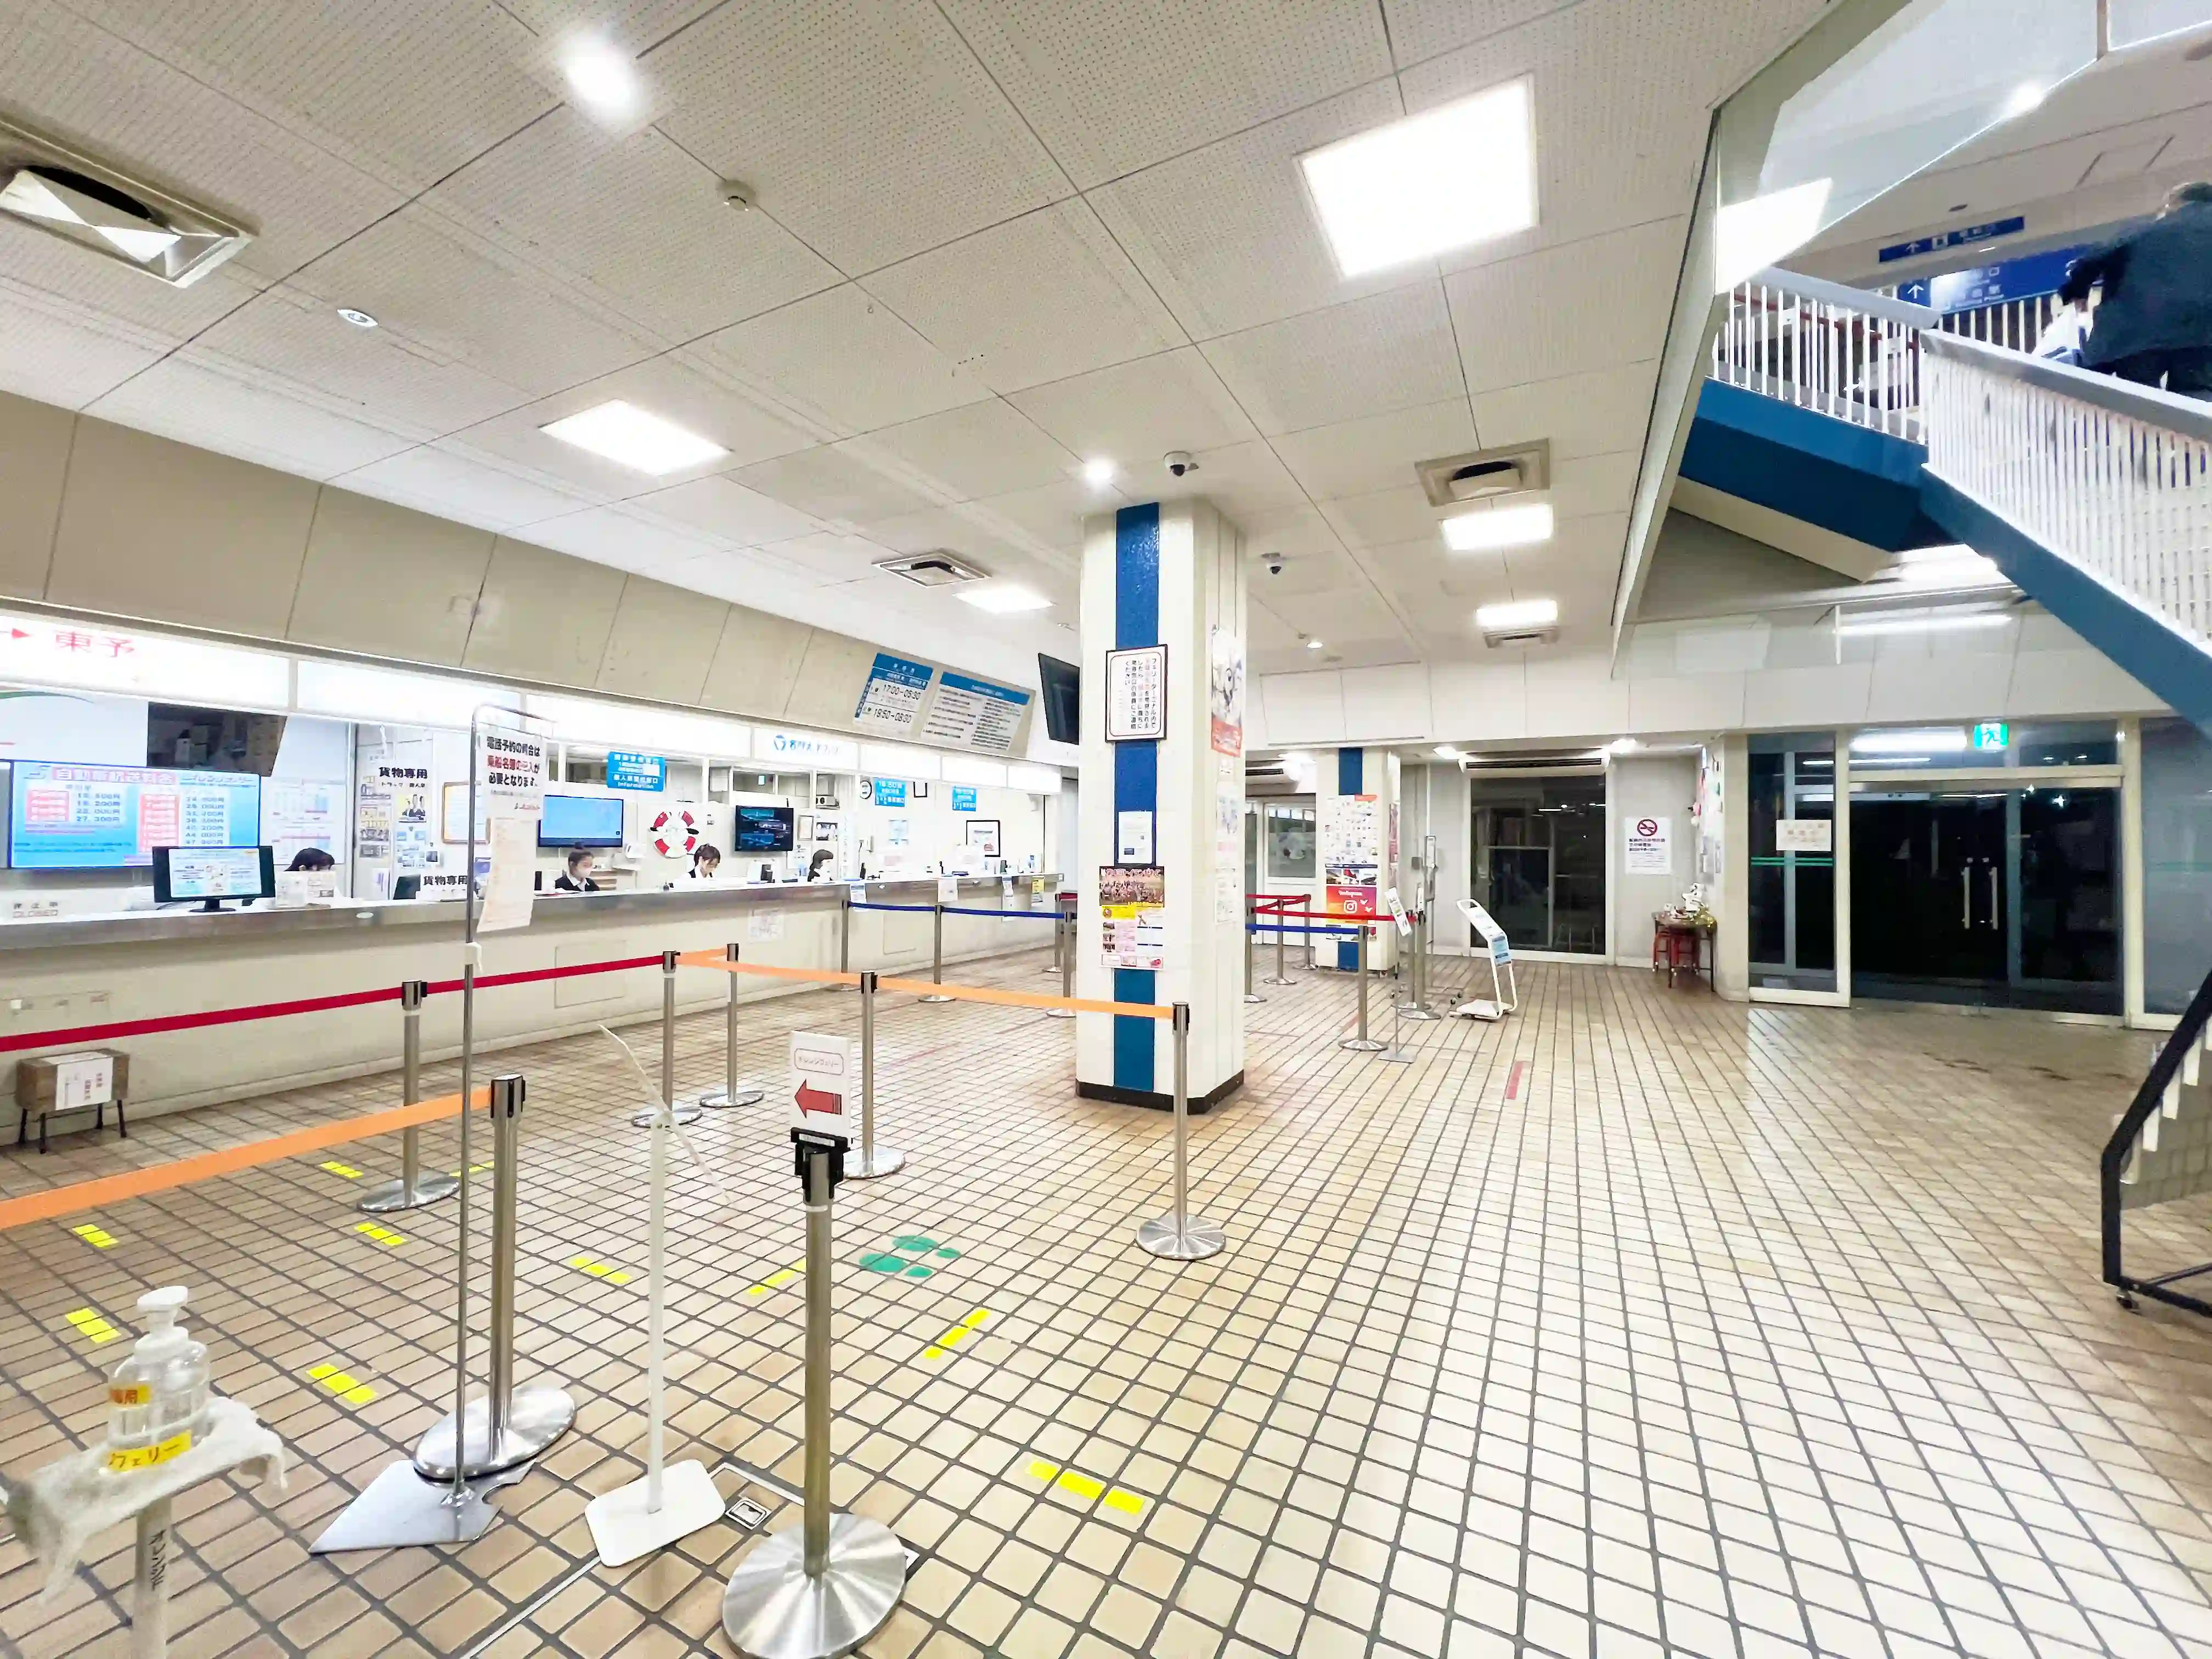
[606,751,667,791]
[1624,816,1673,875]
[1105,645,1167,742]
[1972,720,2009,752]
[950,786,978,812]
[872,777,908,808]
[477,728,546,819]
[854,652,934,734]
[1099,864,1169,969]
[920,672,1029,753]
[1774,819,1832,853]
[789,1032,859,1139]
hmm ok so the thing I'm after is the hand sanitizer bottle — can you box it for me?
[104,1287,192,1474]
[160,1321,211,1440]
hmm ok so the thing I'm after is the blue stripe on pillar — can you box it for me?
[1336,746,1363,970]
[1113,504,1159,1094]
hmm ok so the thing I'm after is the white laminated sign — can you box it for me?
[790,1031,859,1141]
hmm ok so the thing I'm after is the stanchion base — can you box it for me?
[1243,992,1265,1005]
[1378,1048,1415,1065]
[721,1513,905,1659]
[1340,1038,1387,1052]
[1137,1215,1227,1260]
[413,1383,577,1481]
[310,1459,498,1553]
[586,1459,725,1567]
[1260,975,1299,987]
[633,1104,703,1127]
[847,1143,905,1180]
[918,992,955,1004]
[1398,1006,1442,1022]
[358,1171,460,1214]
[697,1086,766,1109]
[1045,1007,1076,1020]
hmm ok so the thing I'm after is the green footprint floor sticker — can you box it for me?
[859,1235,962,1278]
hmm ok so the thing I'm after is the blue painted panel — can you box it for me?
[1112,504,1160,1093]
[1335,747,1362,970]
[1683,381,1950,551]
[1920,474,2212,736]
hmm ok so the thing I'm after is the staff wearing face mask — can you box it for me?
[551,847,601,893]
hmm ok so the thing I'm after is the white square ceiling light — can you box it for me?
[540,400,729,475]
[957,584,1052,614]
[1442,502,1553,552]
[1475,598,1558,630]
[1299,78,1536,278]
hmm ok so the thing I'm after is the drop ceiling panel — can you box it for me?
[500,0,726,54]
[0,217,262,343]
[517,503,724,574]
[1007,348,1259,464]
[427,112,841,342]
[1238,503,1352,563]
[862,200,1184,394]
[1318,484,1438,551]
[0,2,405,279]
[755,532,901,588]
[464,535,627,683]
[337,443,602,533]
[1380,0,1580,67]
[1154,442,1310,527]
[1470,361,1658,462]
[1544,450,1639,520]
[840,400,1077,503]
[58,0,557,191]
[0,284,172,411]
[1263,584,1402,641]
[1446,219,1685,393]
[1271,397,1478,501]
[968,478,1126,553]
[1201,282,1464,436]
[87,354,417,481]
[650,0,1068,274]
[686,284,991,438]
[631,475,822,548]
[1251,546,1366,597]
[1087,78,1409,341]
[730,447,947,528]
[190,283,537,441]
[285,207,665,398]
[941,0,1392,185]
[447,356,816,498]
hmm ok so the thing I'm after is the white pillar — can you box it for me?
[1076,500,1248,1110]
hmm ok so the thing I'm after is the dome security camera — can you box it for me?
[718,178,755,211]
[1264,555,1285,576]
[1164,450,1197,478]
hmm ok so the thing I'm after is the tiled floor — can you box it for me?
[5,950,2212,1659]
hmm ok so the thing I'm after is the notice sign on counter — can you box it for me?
[1099,864,1169,969]
[478,729,546,818]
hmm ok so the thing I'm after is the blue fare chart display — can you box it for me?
[8,762,261,869]
[854,652,935,733]
[919,671,1030,753]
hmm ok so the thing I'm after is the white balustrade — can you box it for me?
[1712,269,1936,441]
[1921,331,2212,649]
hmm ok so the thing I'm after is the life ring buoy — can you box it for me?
[649,807,699,858]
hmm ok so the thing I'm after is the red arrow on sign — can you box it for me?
[795,1082,843,1119]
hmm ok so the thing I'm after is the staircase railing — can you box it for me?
[1922,331,2212,653]
[1713,268,1938,441]
[2103,966,2212,1314]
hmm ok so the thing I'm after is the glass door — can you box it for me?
[1749,735,1836,992]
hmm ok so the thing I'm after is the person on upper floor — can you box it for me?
[2059,181,2212,397]
[551,847,601,893]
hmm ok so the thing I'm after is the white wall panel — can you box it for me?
[1340,664,1434,742]
[1259,671,1348,747]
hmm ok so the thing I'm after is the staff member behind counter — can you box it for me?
[664,844,721,889]
[551,847,602,893]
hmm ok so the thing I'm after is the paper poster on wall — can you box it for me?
[355,780,393,860]
[477,815,536,933]
[265,780,338,865]
[748,907,785,942]
[1116,810,1154,864]
[1099,864,1169,969]
[439,782,487,845]
[1775,818,1832,853]
[477,729,546,818]
[1208,627,1244,758]
[919,672,1030,753]
[1625,815,1673,874]
[888,819,909,847]
[1104,645,1167,742]
[965,819,1001,857]
[854,652,934,734]
[1320,791,1379,916]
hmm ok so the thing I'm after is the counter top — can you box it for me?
[0,874,1060,953]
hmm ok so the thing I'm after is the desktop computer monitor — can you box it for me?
[152,845,276,912]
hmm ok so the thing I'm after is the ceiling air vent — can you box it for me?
[1459,748,1602,774]
[1415,439,1550,508]
[873,550,989,586]
[0,116,251,287]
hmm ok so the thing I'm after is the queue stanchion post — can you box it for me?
[1046,906,1077,1019]
[1262,898,1297,986]
[415,1074,576,1479]
[723,1133,904,1657]
[1137,1004,1226,1260]
[698,943,764,1109]
[920,902,954,1003]
[634,952,701,1126]
[848,970,903,1178]
[1378,951,1413,1064]
[1244,898,1264,1005]
[360,979,458,1212]
[1341,922,1386,1052]
[1403,902,1442,1021]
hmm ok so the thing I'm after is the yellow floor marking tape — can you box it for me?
[448,1164,492,1177]
[319,1161,362,1179]
[742,1260,804,1299]
[70,1223,117,1249]
[65,1307,121,1344]
[305,1362,377,1405]
[1025,1459,1149,1516]
[921,1307,1001,1362]
[354,1222,405,1246]
[567,1254,633,1286]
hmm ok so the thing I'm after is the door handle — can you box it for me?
[1961,866,1971,927]
[1987,865,1999,928]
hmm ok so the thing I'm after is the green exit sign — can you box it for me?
[1972,720,2009,751]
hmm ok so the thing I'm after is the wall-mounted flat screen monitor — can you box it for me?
[733,805,795,853]
[153,844,275,912]
[1039,654,1079,745]
[538,793,625,848]
[7,761,262,870]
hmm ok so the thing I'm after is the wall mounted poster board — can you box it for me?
[854,652,934,734]
[1099,863,1168,969]
[1104,645,1166,742]
[1320,791,1379,917]
[920,672,1029,753]
[1208,626,1243,758]
[966,819,1001,856]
